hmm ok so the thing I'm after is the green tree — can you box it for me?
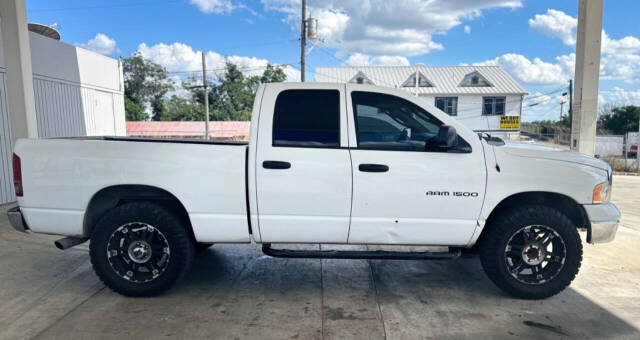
[181,63,287,121]
[598,105,640,135]
[122,52,173,120]
[260,64,287,83]
[124,97,147,121]
[161,96,204,121]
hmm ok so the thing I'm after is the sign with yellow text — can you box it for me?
[499,116,520,130]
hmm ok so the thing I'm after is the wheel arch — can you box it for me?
[476,191,590,247]
[83,184,194,239]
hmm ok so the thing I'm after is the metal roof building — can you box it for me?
[315,65,526,95]
[314,65,527,138]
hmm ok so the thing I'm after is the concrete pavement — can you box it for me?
[1,176,639,339]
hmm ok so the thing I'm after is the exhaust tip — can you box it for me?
[54,237,88,250]
[54,240,65,250]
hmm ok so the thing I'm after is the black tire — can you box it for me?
[195,242,214,254]
[480,205,582,299]
[89,201,195,297]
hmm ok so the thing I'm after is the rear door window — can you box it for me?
[273,90,340,147]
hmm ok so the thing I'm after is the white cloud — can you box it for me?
[600,87,640,106]
[530,9,640,55]
[312,8,350,42]
[464,25,471,34]
[78,33,118,55]
[474,53,574,85]
[189,0,234,13]
[136,41,300,82]
[262,0,521,59]
[481,9,640,85]
[344,53,410,66]
[528,9,577,45]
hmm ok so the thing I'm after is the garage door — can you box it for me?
[0,72,15,204]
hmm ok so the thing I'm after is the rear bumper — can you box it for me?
[583,202,620,244]
[7,207,29,233]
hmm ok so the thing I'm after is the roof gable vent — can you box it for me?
[401,71,433,88]
[349,71,375,85]
[459,71,492,87]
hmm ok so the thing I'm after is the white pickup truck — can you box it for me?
[8,83,620,299]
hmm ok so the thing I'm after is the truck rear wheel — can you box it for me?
[480,205,582,299]
[89,202,195,297]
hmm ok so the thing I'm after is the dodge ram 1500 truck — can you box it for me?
[8,83,620,299]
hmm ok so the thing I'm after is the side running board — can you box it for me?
[261,244,460,260]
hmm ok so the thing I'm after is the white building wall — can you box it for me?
[595,135,624,157]
[419,94,522,138]
[0,31,125,204]
[33,77,85,137]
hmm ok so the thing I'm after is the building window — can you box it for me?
[273,90,340,147]
[435,97,458,116]
[482,96,506,115]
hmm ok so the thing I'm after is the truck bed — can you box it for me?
[14,137,251,243]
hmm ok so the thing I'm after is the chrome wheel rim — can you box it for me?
[504,225,566,285]
[106,222,170,283]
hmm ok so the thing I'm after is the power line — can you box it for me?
[212,38,299,53]
[167,63,297,75]
[310,44,401,88]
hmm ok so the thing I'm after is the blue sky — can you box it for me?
[26,0,640,121]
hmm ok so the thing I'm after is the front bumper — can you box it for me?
[7,207,29,233]
[583,202,620,244]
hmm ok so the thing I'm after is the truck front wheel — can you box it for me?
[480,205,582,299]
[89,202,195,297]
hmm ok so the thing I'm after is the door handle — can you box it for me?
[263,160,291,169]
[359,164,389,172]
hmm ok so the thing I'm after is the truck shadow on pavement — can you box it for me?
[161,244,639,340]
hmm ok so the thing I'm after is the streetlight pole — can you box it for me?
[300,0,306,82]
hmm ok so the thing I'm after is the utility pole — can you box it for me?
[202,52,209,140]
[300,0,306,82]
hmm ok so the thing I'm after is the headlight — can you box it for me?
[593,180,611,203]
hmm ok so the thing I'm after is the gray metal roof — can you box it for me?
[314,65,527,95]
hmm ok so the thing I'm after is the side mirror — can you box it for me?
[436,125,458,148]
